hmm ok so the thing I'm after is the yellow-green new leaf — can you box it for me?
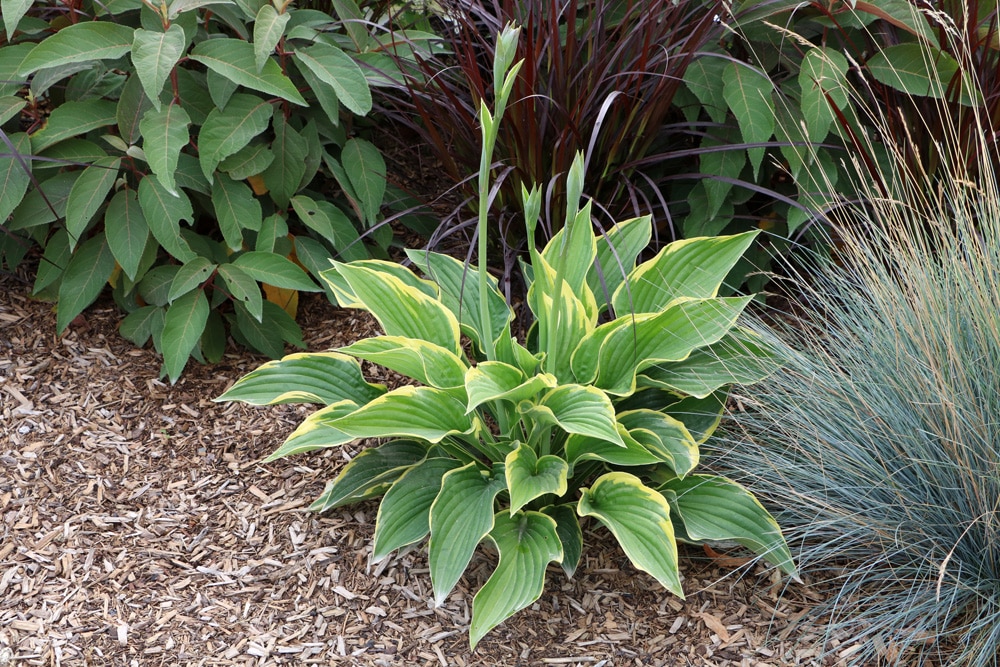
[217,351,384,405]
[578,472,682,596]
[321,260,438,310]
[340,336,468,392]
[505,443,568,514]
[428,463,506,605]
[470,511,562,648]
[661,475,796,577]
[309,439,427,512]
[329,386,475,443]
[267,400,358,460]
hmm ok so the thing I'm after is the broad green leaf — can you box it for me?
[212,174,262,251]
[232,250,319,291]
[0,96,25,125]
[201,309,226,363]
[255,213,287,253]
[529,384,624,445]
[265,400,358,459]
[405,249,511,351]
[168,0,235,17]
[131,25,186,111]
[799,46,849,142]
[721,62,774,179]
[326,385,474,443]
[428,462,506,605]
[2,0,32,39]
[105,188,151,281]
[617,409,699,477]
[470,511,562,648]
[56,234,115,333]
[32,229,71,295]
[253,5,289,72]
[0,44,32,97]
[465,361,557,413]
[697,126,744,222]
[218,263,263,321]
[198,93,272,182]
[341,138,385,225]
[867,43,976,104]
[218,142,273,180]
[0,132,32,225]
[35,139,106,168]
[138,264,180,307]
[543,504,582,578]
[161,288,209,382]
[578,472,682,595]
[289,196,366,261]
[334,261,461,354]
[119,305,165,346]
[218,351,384,405]
[372,457,463,561]
[31,100,117,153]
[207,67,238,110]
[139,103,190,195]
[293,43,371,115]
[310,439,427,511]
[138,175,197,262]
[117,73,154,144]
[588,215,652,313]
[661,475,796,576]
[613,231,758,316]
[18,23,135,75]
[329,0,371,50]
[339,336,468,391]
[572,297,753,395]
[7,170,78,230]
[504,443,568,514]
[65,157,120,250]
[189,39,306,106]
[168,257,215,303]
[262,110,307,208]
[684,56,729,124]
[639,328,783,398]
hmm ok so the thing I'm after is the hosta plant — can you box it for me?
[219,25,794,647]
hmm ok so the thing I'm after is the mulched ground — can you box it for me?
[0,266,841,667]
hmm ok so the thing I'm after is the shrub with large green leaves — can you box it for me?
[0,0,407,380]
[219,25,794,647]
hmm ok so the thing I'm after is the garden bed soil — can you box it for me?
[0,265,841,667]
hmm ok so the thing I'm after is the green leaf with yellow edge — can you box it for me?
[339,336,468,391]
[540,200,598,301]
[428,462,506,605]
[612,231,758,317]
[189,38,306,106]
[661,474,796,576]
[526,384,623,446]
[321,259,437,309]
[617,409,699,477]
[504,442,568,514]
[334,261,461,355]
[326,385,475,443]
[588,215,651,313]
[542,504,582,578]
[372,457,462,562]
[309,439,427,512]
[464,361,557,413]
[578,471,682,596]
[266,400,359,460]
[564,429,659,470]
[18,22,135,75]
[529,253,593,382]
[470,511,562,648]
[216,351,384,405]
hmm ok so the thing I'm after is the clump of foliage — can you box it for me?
[0,0,403,380]
[220,25,795,648]
[712,27,1000,666]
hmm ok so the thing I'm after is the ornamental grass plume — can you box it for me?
[710,11,1000,665]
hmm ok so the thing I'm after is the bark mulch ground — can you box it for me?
[0,268,844,667]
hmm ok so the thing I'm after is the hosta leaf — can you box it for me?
[293,43,371,115]
[218,263,262,322]
[504,443,568,514]
[139,103,190,195]
[578,472,682,596]
[189,39,306,106]
[219,351,383,405]
[542,504,582,578]
[589,215,652,313]
[613,231,758,316]
[428,462,506,605]
[465,361,557,413]
[661,474,796,576]
[799,46,849,142]
[212,174,262,250]
[341,138,385,225]
[540,201,598,299]
[65,157,120,250]
[131,25,186,111]
[262,110,307,208]
[105,188,151,281]
[0,133,33,226]
[565,430,659,470]
[617,409,699,477]
[232,250,319,291]
[530,384,623,445]
[168,256,215,303]
[198,93,272,182]
[18,22,135,75]
[56,234,115,334]
[265,400,358,459]
[529,254,593,381]
[2,0,32,39]
[31,99,117,153]
[161,288,209,382]
[470,511,562,648]
[721,62,774,179]
[310,439,427,511]
[327,385,474,443]
[339,336,468,391]
[252,4,289,72]
[372,457,463,562]
[405,249,511,351]
[334,261,460,354]
[138,175,197,262]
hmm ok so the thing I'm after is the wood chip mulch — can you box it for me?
[0,268,840,667]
